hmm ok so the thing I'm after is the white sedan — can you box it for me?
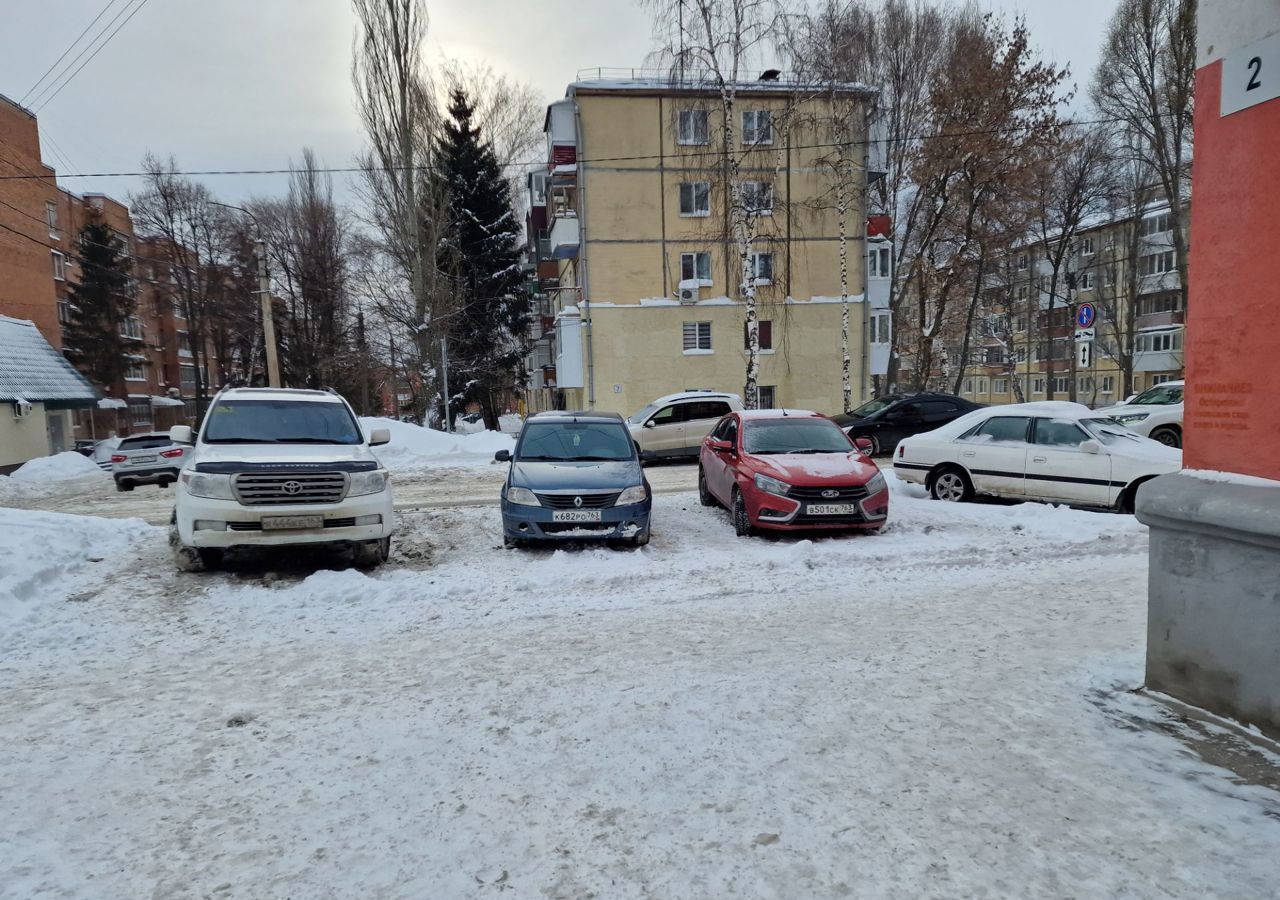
[892,401,1181,512]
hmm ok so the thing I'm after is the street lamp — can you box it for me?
[211,201,281,388]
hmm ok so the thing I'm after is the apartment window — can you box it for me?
[679,181,711,216]
[57,299,72,325]
[751,252,774,284]
[1140,212,1171,236]
[1016,254,1028,271]
[180,364,198,391]
[1152,373,1179,385]
[114,232,131,258]
[1053,376,1071,394]
[680,252,712,284]
[677,109,709,145]
[868,246,891,278]
[1078,272,1094,291]
[742,109,772,146]
[758,385,777,409]
[1017,286,1028,302]
[976,377,989,394]
[120,316,142,340]
[871,311,891,344]
[963,378,974,394]
[1101,375,1116,394]
[1137,292,1183,316]
[1015,347,1028,363]
[125,360,146,381]
[744,320,773,351]
[682,321,712,353]
[741,181,773,214]
[1078,376,1094,393]
[1033,377,1046,394]
[1138,250,1175,276]
[46,200,59,237]
[1080,236,1095,256]
[1137,330,1183,353]
[128,400,152,428]
[51,250,66,281]
[1014,315,1027,332]
[1104,266,1115,288]
[993,378,1009,394]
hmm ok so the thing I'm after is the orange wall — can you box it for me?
[1184,60,1280,479]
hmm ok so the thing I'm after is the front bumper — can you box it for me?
[752,487,889,531]
[501,499,652,541]
[175,487,395,548]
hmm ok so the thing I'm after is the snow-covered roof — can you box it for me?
[0,315,97,405]
[651,389,741,405]
[738,408,821,420]
[215,387,346,405]
[150,395,186,408]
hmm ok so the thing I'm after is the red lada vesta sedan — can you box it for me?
[698,409,889,535]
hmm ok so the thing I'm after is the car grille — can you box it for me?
[226,517,358,532]
[231,472,349,506]
[535,491,621,509]
[541,522,614,534]
[787,484,869,501]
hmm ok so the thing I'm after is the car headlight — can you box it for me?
[1114,413,1149,424]
[864,471,887,495]
[348,470,389,496]
[506,486,540,506]
[616,484,648,505]
[754,473,791,496]
[181,471,235,500]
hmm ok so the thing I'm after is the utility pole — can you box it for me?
[255,238,281,388]
[388,333,399,420]
[441,336,452,432]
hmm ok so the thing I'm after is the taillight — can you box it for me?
[110,454,127,463]
[897,444,905,458]
[160,447,185,458]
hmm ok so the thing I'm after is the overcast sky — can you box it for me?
[1,0,1119,208]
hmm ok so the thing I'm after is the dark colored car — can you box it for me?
[496,411,654,547]
[831,392,984,455]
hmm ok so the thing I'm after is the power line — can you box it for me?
[20,0,125,105]
[29,0,153,114]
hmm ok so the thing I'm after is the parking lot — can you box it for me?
[4,470,1278,899]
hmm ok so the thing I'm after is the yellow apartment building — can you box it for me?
[521,71,891,418]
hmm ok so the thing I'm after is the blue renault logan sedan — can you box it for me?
[496,411,653,547]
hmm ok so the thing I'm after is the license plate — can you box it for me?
[132,455,157,464]
[806,503,857,516]
[261,515,324,531]
[551,510,603,523]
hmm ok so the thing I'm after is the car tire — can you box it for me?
[929,466,974,503]
[732,489,754,537]
[503,535,521,549]
[116,482,133,493]
[1149,426,1181,449]
[170,529,219,573]
[866,434,881,456]
[353,537,391,569]
[632,529,651,547]
[698,467,717,507]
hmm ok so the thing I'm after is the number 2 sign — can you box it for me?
[1222,31,1280,117]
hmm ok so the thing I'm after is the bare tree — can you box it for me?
[1092,0,1194,309]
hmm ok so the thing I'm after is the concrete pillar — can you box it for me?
[1136,0,1280,739]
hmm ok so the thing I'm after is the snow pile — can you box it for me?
[360,417,514,473]
[9,451,106,483]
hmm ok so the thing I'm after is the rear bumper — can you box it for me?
[501,499,652,541]
[114,466,181,485]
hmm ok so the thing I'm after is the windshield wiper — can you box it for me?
[789,448,844,454]
[274,437,350,444]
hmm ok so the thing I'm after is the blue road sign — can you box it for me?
[1076,303,1096,329]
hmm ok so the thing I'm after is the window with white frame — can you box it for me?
[46,200,59,237]
[1101,375,1115,394]
[744,320,774,351]
[1017,254,1028,271]
[677,109,709,145]
[870,311,891,344]
[51,250,66,281]
[1015,315,1027,332]
[1078,376,1093,393]
[1140,212,1171,236]
[680,252,712,284]
[963,378,974,394]
[120,316,142,339]
[1053,376,1070,394]
[58,298,71,325]
[679,181,711,216]
[1151,373,1179,385]
[1033,376,1046,394]
[976,377,989,394]
[1138,250,1175,276]
[741,181,773,214]
[128,400,152,428]
[751,252,774,284]
[742,109,772,146]
[180,364,198,390]
[1104,266,1115,287]
[868,246,891,278]
[993,378,1009,394]
[757,385,777,408]
[125,360,146,381]
[1080,236,1095,256]
[1017,286,1028,301]
[1078,272,1094,291]
[1136,330,1183,353]
[682,321,712,353]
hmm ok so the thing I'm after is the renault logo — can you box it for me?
[821,489,840,499]
[573,495,584,508]
[282,481,304,495]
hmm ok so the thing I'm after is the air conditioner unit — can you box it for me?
[677,278,700,305]
[12,398,33,419]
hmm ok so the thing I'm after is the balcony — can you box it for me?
[1136,309,1185,330]
[549,215,580,261]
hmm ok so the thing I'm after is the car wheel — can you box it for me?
[503,535,522,549]
[170,529,217,572]
[353,537,391,569]
[632,529,651,547]
[116,482,133,493]
[1150,426,1181,449]
[867,434,881,456]
[698,466,717,507]
[929,466,973,503]
[732,489,754,537]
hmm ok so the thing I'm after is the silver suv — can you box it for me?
[627,390,743,459]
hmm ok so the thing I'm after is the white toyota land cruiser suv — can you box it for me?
[169,387,395,572]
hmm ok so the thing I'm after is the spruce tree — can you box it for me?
[64,221,135,387]
[437,88,526,427]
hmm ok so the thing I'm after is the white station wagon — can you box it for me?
[892,401,1181,512]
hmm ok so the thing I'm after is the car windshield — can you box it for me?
[627,403,660,425]
[517,422,635,461]
[1081,417,1146,447]
[201,400,362,444]
[743,419,854,455]
[1130,384,1183,405]
[849,396,899,417]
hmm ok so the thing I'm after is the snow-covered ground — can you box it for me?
[2,482,1278,898]
[361,416,514,472]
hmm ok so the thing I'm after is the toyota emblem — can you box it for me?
[282,480,304,495]
[821,489,840,499]
[573,495,584,508]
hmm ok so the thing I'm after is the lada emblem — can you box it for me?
[821,489,840,499]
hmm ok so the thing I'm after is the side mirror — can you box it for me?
[853,436,874,456]
[169,425,193,445]
[494,449,512,462]
[1080,439,1102,455]
[709,439,734,454]
[369,428,390,447]
[642,420,656,428]
[640,449,658,463]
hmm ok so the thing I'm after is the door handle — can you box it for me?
[962,450,975,458]
[1032,456,1047,463]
